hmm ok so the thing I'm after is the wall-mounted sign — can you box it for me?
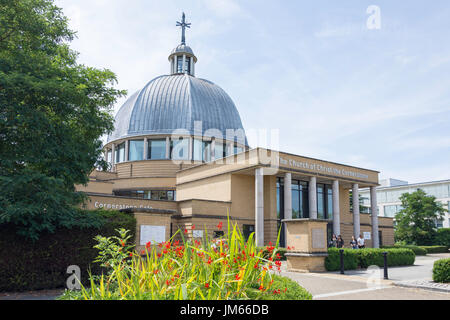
[140,225,165,245]
[363,232,371,240]
[279,157,369,180]
[193,230,203,238]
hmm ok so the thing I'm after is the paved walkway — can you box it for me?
[280,253,450,299]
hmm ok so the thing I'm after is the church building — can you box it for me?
[77,13,394,251]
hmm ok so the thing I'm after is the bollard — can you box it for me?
[339,249,344,274]
[382,251,388,279]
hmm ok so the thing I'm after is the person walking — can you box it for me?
[336,235,344,248]
[329,234,337,248]
[357,234,365,249]
[350,235,358,249]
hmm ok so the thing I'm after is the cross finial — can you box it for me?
[176,12,191,45]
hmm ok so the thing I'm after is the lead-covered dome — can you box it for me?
[107,74,248,145]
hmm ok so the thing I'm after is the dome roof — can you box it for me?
[171,44,194,56]
[108,74,248,145]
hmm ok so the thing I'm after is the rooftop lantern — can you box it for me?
[169,12,197,76]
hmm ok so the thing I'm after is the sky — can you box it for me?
[55,0,450,184]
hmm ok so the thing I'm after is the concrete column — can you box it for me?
[352,184,360,238]
[332,180,341,236]
[111,143,115,172]
[173,56,177,73]
[255,168,264,247]
[370,186,380,248]
[124,140,129,162]
[309,176,317,219]
[143,138,148,160]
[182,54,186,74]
[165,136,170,159]
[284,173,292,220]
[189,56,193,76]
[192,59,195,76]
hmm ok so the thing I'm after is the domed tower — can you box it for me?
[102,13,248,199]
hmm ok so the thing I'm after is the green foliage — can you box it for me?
[325,248,415,271]
[258,246,287,261]
[394,189,447,246]
[435,228,450,247]
[432,258,450,283]
[0,0,125,240]
[382,244,427,256]
[0,209,135,292]
[59,220,311,300]
[418,246,449,254]
[325,248,359,271]
[247,275,312,300]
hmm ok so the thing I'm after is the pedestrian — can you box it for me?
[357,234,365,249]
[336,235,344,248]
[329,234,337,248]
[350,235,358,249]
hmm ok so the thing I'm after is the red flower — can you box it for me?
[129,252,133,257]
[259,285,264,291]
[205,283,210,289]
[120,240,125,247]
[184,228,188,234]
[207,257,212,265]
[235,274,241,280]
[166,280,170,286]
[191,225,195,230]
[217,222,223,230]
[146,241,151,249]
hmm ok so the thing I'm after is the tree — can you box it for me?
[394,189,447,245]
[0,0,125,239]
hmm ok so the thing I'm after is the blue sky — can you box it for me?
[56,0,450,183]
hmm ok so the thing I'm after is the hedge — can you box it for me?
[0,209,136,292]
[432,258,450,283]
[435,228,450,247]
[419,246,449,254]
[382,245,427,256]
[325,248,415,271]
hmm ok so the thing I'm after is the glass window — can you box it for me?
[171,138,189,160]
[128,140,144,161]
[184,57,190,73]
[225,142,233,157]
[177,56,183,73]
[203,141,212,162]
[292,187,300,219]
[234,145,243,154]
[384,205,402,218]
[148,139,166,160]
[193,139,202,161]
[214,142,225,160]
[107,149,112,165]
[327,187,333,220]
[243,225,255,241]
[115,142,125,163]
[317,184,325,219]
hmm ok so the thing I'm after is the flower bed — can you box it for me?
[59,220,311,300]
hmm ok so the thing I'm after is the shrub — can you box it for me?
[432,258,450,283]
[59,220,312,300]
[357,248,415,268]
[382,245,427,256]
[325,248,358,271]
[435,228,450,247]
[419,246,449,254]
[0,209,136,292]
[248,275,312,300]
[325,248,415,271]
